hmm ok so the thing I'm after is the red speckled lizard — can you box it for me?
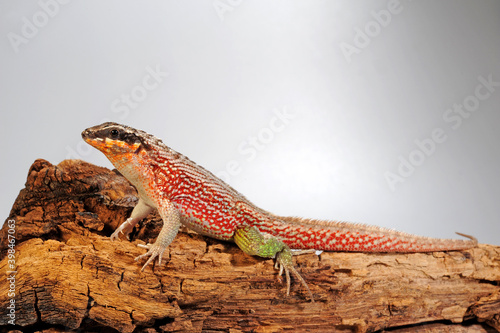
[82,122,477,302]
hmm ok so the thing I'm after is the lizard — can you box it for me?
[81,122,477,302]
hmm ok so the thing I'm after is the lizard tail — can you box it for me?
[260,215,478,253]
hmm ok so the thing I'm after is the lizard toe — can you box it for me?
[110,218,135,241]
[276,250,314,302]
[135,242,167,271]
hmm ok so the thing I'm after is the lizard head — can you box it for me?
[82,122,173,190]
[82,122,144,157]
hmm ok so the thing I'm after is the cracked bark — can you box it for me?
[0,159,499,333]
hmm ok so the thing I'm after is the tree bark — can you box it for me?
[0,159,499,333]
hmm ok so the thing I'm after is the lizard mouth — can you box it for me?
[81,128,94,140]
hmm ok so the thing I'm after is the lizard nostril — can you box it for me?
[82,129,93,139]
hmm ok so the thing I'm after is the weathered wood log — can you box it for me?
[0,159,499,333]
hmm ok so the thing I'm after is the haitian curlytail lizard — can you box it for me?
[82,122,477,302]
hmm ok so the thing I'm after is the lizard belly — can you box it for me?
[180,214,234,241]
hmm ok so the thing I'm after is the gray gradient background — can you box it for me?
[1,1,499,245]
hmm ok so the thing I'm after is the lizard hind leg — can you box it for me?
[234,226,314,302]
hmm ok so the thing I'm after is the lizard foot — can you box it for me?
[276,248,314,302]
[135,242,168,271]
[110,218,136,241]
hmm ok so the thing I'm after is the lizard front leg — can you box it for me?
[110,198,154,241]
[135,200,181,271]
[234,225,315,302]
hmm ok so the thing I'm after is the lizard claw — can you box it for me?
[276,249,314,302]
[135,242,168,271]
[110,218,135,241]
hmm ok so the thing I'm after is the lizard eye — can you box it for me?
[110,129,119,138]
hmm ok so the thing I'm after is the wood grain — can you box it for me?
[0,159,498,332]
